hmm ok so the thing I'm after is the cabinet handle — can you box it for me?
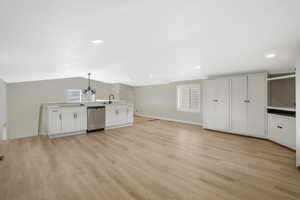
[277,126,283,129]
[213,99,218,102]
[115,110,119,115]
[59,114,62,120]
[244,100,250,103]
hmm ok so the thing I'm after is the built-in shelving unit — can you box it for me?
[267,72,296,116]
[267,72,296,150]
[267,74,296,81]
[267,106,296,112]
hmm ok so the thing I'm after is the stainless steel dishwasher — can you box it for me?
[87,106,105,132]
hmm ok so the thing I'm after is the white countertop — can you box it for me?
[41,101,132,108]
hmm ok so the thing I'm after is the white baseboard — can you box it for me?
[135,113,202,126]
[49,131,86,139]
[105,123,133,130]
[1,126,7,140]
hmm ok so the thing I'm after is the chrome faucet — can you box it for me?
[108,94,115,104]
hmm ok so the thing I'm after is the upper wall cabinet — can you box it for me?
[203,73,267,138]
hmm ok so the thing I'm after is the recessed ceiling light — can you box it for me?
[194,65,201,69]
[91,40,103,44]
[265,53,276,58]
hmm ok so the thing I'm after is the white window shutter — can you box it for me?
[190,86,200,111]
[177,84,200,112]
[177,86,190,110]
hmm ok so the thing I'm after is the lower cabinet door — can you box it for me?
[117,105,128,125]
[61,108,76,133]
[105,106,116,127]
[268,114,296,149]
[48,108,62,135]
[73,108,87,131]
[127,104,134,123]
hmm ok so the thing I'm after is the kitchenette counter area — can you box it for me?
[39,101,134,138]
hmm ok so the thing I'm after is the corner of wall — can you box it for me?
[0,78,7,140]
[296,59,300,167]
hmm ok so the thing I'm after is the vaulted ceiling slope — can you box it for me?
[0,0,300,85]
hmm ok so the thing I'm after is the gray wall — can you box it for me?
[134,80,202,125]
[117,84,135,104]
[7,77,115,139]
[297,60,300,167]
[0,78,7,140]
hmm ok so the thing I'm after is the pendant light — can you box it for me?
[82,73,96,95]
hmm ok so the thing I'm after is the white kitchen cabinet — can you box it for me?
[48,108,62,136]
[203,73,267,138]
[127,104,134,123]
[46,106,87,137]
[203,79,229,131]
[72,107,87,131]
[61,107,87,133]
[268,114,296,149]
[105,104,134,129]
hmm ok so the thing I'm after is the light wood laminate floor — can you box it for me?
[1,116,300,200]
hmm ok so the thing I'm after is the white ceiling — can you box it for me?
[0,0,300,85]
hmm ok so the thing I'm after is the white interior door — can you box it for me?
[247,73,266,137]
[203,80,216,129]
[212,79,229,130]
[214,79,229,131]
[231,76,247,134]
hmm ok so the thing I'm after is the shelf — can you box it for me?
[267,106,296,112]
[267,74,295,81]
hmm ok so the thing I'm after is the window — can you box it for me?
[66,89,82,102]
[66,89,96,102]
[177,84,200,112]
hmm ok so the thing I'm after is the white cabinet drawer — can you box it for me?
[268,114,296,149]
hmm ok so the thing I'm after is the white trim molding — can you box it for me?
[135,113,202,126]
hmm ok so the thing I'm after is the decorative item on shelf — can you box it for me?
[82,73,96,102]
[0,154,4,161]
